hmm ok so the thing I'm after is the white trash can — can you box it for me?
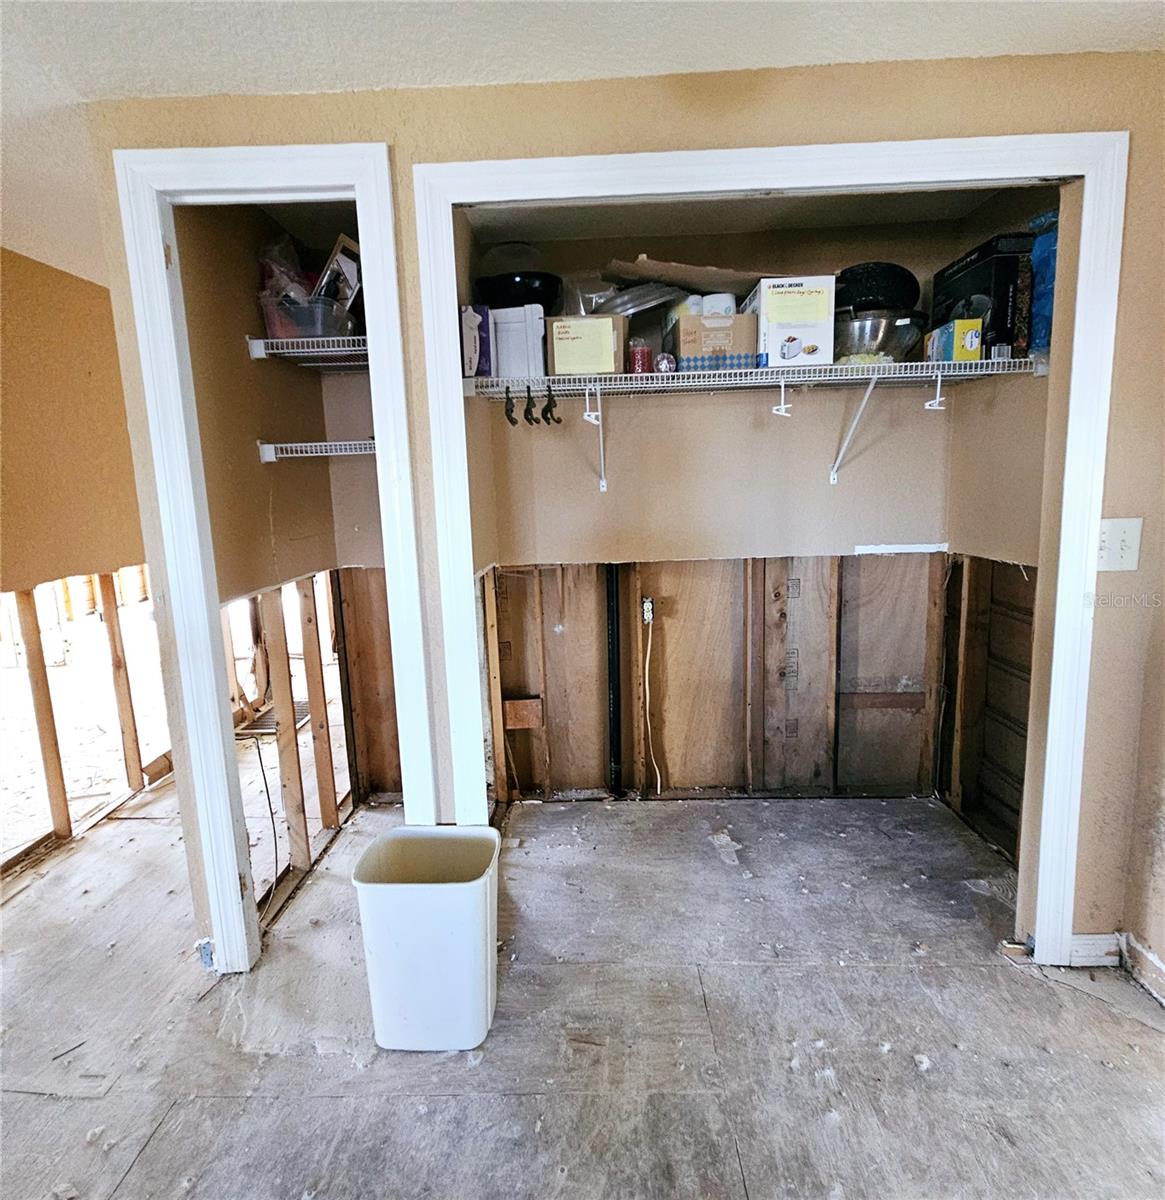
[352,825,501,1051]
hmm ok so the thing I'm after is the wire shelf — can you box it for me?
[472,358,1035,398]
[258,440,374,462]
[247,336,369,372]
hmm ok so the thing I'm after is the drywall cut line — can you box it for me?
[854,543,949,555]
[1118,932,1165,1005]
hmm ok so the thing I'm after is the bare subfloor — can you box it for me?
[3,797,1163,1200]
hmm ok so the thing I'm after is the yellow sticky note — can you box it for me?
[764,286,831,326]
[551,318,614,374]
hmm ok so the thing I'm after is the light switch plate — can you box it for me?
[1098,517,1142,571]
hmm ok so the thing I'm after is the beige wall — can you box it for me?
[1,248,143,591]
[174,206,336,601]
[86,51,1163,959]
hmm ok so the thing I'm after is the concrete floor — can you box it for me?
[2,796,1163,1199]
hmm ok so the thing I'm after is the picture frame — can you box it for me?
[313,233,361,310]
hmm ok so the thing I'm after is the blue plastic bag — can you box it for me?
[1030,210,1058,353]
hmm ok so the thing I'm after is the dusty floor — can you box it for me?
[2,796,1163,1199]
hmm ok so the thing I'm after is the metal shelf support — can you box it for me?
[582,383,607,493]
[830,377,879,486]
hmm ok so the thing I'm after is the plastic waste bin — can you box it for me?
[352,825,501,1051]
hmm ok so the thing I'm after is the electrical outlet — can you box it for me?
[642,596,654,625]
[1098,518,1142,571]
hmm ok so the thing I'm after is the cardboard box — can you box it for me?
[925,318,982,362]
[546,315,628,375]
[459,305,495,377]
[743,276,835,366]
[932,234,1033,360]
[664,313,758,372]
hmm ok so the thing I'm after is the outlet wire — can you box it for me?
[644,619,663,797]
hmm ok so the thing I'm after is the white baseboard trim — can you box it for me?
[1069,932,1121,967]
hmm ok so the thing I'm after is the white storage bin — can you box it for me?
[352,825,501,1051]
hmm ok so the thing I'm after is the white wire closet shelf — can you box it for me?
[471,358,1036,398]
[247,336,369,372]
[258,440,374,462]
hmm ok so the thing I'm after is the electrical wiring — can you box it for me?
[644,618,662,798]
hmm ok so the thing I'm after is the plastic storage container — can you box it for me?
[260,295,356,340]
[352,825,501,1051]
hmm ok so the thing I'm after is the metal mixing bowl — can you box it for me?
[833,309,927,362]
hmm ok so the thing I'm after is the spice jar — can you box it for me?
[627,337,652,374]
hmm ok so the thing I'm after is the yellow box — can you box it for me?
[924,318,982,362]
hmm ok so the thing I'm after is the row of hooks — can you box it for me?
[503,385,562,428]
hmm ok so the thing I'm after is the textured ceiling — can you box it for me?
[3,1,1163,283]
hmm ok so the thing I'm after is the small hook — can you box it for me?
[504,386,518,427]
[523,385,540,425]
[541,384,562,425]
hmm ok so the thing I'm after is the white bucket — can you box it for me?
[352,825,501,1051]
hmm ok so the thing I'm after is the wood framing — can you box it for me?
[97,573,145,793]
[115,143,436,972]
[298,577,339,830]
[259,588,310,872]
[916,553,948,792]
[950,556,992,812]
[415,132,1129,964]
[14,590,71,838]
[482,568,508,802]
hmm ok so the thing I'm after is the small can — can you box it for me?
[653,352,677,374]
[628,337,652,374]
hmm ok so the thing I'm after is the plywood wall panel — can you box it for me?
[541,565,607,790]
[836,553,937,792]
[338,567,401,794]
[637,560,745,789]
[762,556,839,792]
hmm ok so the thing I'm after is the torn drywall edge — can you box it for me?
[1118,931,1165,1007]
[854,543,949,555]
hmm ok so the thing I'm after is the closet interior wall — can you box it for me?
[174,204,403,818]
[449,186,1054,823]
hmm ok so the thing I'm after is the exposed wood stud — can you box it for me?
[917,553,948,792]
[14,590,71,838]
[762,558,789,789]
[503,698,544,730]
[249,595,269,706]
[482,567,508,803]
[220,608,253,722]
[531,566,552,800]
[951,556,992,813]
[630,564,646,793]
[98,573,145,793]
[259,588,310,872]
[298,577,339,830]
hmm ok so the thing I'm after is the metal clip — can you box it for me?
[541,383,562,425]
[925,372,946,411]
[503,386,518,427]
[523,385,540,425]
[771,378,792,417]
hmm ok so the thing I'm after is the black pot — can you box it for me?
[836,262,920,314]
[473,271,563,314]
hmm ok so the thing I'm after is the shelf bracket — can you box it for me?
[770,379,792,417]
[830,376,878,485]
[924,371,946,411]
[582,383,607,493]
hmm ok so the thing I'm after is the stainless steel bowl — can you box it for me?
[834,309,927,362]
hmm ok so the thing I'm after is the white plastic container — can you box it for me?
[352,825,501,1051]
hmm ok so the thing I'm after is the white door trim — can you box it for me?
[115,144,437,973]
[414,132,1129,965]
